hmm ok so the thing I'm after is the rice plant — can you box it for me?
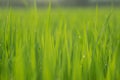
[0,7,120,80]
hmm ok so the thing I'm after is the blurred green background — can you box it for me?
[0,0,120,8]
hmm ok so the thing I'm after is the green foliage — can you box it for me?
[0,8,120,80]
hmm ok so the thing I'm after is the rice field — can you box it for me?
[0,7,120,80]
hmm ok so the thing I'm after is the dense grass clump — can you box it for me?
[0,8,120,80]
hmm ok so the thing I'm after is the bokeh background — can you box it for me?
[0,0,120,8]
